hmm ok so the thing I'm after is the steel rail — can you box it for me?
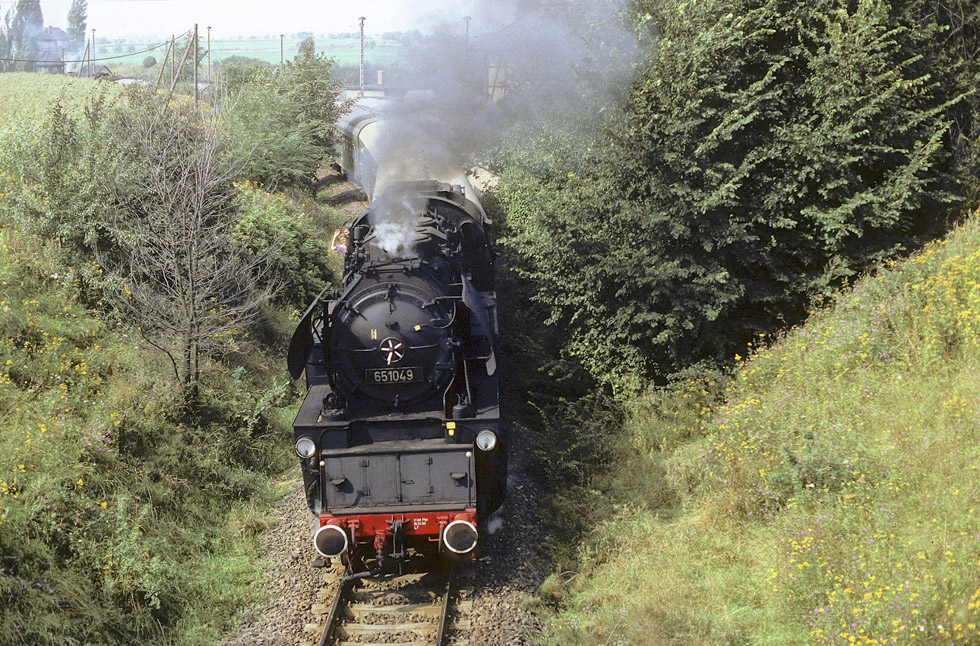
[318,555,456,646]
[318,549,381,646]
[435,564,456,646]
[317,576,350,646]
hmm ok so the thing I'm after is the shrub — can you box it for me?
[497,0,967,390]
[230,181,337,310]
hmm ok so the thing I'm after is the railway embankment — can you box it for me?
[0,72,349,645]
[533,210,980,645]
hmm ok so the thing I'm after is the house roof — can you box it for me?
[41,26,71,42]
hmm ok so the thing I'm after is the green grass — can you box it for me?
[537,211,980,645]
[0,73,315,645]
[0,224,298,645]
[0,73,116,121]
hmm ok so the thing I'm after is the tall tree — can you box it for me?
[279,39,353,159]
[66,0,87,48]
[0,11,11,72]
[100,92,279,401]
[9,0,42,71]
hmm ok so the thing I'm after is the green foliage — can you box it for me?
[218,56,272,90]
[3,0,43,72]
[141,55,156,68]
[498,0,969,390]
[222,68,324,188]
[489,197,626,568]
[0,70,341,644]
[66,0,86,47]
[0,14,9,66]
[0,74,120,121]
[887,0,980,202]
[0,87,122,291]
[221,45,351,188]
[536,210,980,646]
[230,181,337,310]
[278,38,354,158]
[0,229,295,645]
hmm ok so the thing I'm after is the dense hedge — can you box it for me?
[496,0,980,391]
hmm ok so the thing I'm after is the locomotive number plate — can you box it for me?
[366,367,423,384]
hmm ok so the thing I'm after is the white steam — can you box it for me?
[368,192,428,258]
[371,220,417,257]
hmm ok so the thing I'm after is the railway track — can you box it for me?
[310,558,474,646]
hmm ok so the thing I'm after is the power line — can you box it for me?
[0,30,190,64]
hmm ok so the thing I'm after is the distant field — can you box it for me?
[83,36,404,74]
[0,73,114,121]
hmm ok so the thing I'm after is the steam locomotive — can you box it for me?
[287,102,506,564]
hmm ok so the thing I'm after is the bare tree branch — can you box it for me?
[97,91,282,401]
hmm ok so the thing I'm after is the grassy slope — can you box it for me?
[541,212,980,645]
[0,73,304,645]
[0,227,294,644]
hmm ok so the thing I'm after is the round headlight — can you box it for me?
[475,429,497,452]
[295,437,317,459]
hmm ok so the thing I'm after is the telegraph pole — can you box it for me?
[359,16,366,98]
[89,28,94,77]
[280,34,284,67]
[464,16,471,39]
[206,26,211,82]
[193,24,199,108]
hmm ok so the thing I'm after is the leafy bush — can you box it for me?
[230,181,338,310]
[221,42,351,189]
[0,88,121,285]
[0,69,333,646]
[497,0,971,390]
[222,72,323,188]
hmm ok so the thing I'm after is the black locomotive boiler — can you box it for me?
[287,104,506,563]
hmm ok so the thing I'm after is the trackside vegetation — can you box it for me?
[497,0,980,391]
[488,0,980,644]
[532,210,980,645]
[0,227,293,644]
[0,67,346,644]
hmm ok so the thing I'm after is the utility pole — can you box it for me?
[193,24,199,108]
[155,38,172,87]
[464,16,471,40]
[359,16,366,98]
[280,34,284,67]
[206,26,211,82]
[89,28,94,77]
[171,34,175,86]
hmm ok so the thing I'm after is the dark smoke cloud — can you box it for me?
[368,0,638,183]
[361,0,639,251]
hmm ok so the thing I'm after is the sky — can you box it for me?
[0,0,515,40]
